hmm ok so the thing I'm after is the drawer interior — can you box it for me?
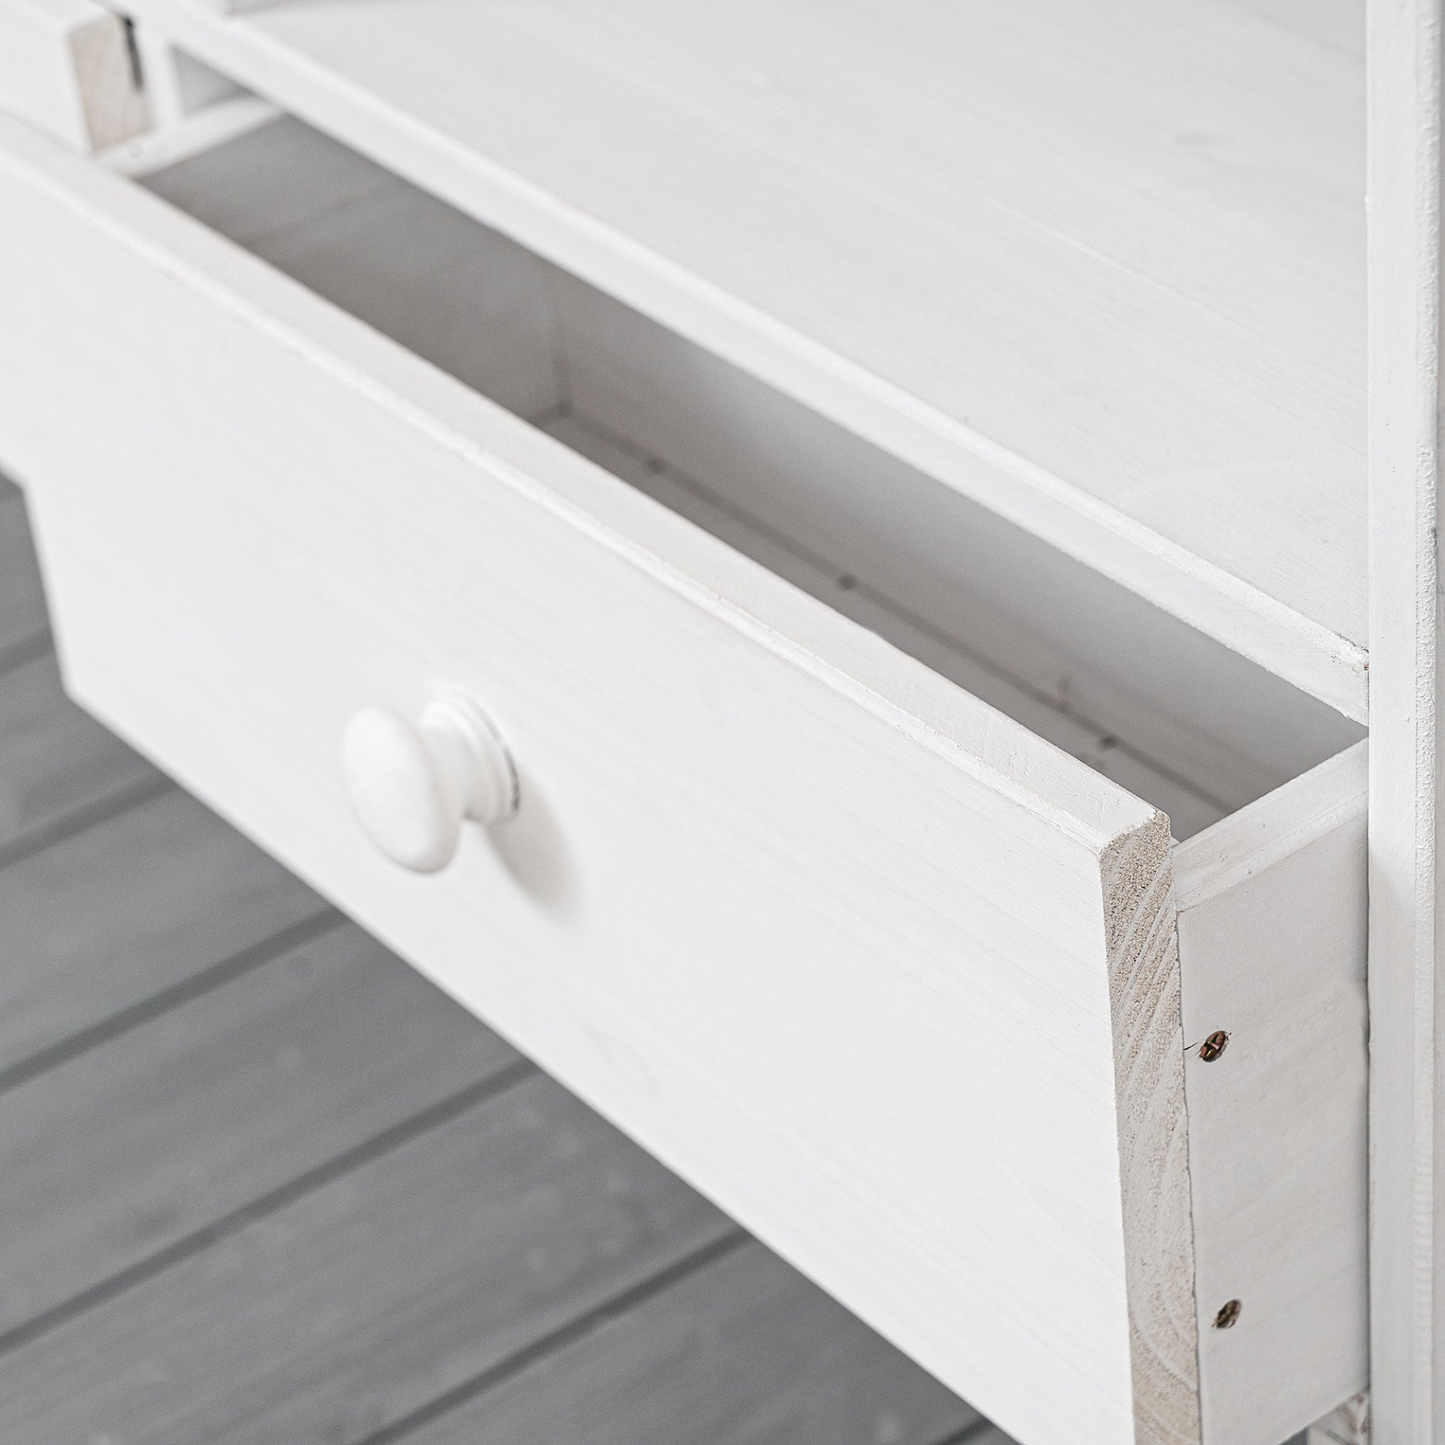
[138,112,1364,841]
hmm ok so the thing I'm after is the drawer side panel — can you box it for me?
[1174,743,1369,1444]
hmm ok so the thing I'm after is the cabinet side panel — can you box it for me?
[1175,743,1368,1445]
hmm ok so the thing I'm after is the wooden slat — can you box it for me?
[0,785,327,1076]
[0,650,158,859]
[0,1074,735,1445]
[0,491,48,663]
[0,921,523,1337]
[400,1238,981,1445]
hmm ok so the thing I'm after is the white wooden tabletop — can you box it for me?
[110,0,1367,716]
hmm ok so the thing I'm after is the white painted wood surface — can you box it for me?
[1366,0,1444,1440]
[0,0,146,151]
[130,115,1362,843]
[0,109,1371,1445]
[0,112,1194,1445]
[1174,743,1368,1445]
[1225,0,1363,52]
[341,696,519,872]
[92,0,1367,717]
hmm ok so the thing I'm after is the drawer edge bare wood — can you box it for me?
[1308,1392,1371,1445]
[0,113,1363,1445]
[1104,816,1202,1445]
[0,0,147,151]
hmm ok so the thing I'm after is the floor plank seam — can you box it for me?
[0,1059,539,1359]
[0,627,51,680]
[0,906,345,1099]
[349,1226,754,1445]
[0,770,174,874]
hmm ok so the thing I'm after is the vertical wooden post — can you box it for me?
[1368,0,1444,1439]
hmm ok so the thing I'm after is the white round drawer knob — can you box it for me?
[342,695,519,873]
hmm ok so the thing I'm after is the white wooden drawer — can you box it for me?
[0,112,1366,1445]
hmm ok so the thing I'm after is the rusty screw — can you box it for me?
[1198,1030,1230,1063]
[1212,1299,1243,1330]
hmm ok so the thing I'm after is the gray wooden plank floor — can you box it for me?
[0,480,1008,1445]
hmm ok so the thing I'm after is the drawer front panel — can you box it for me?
[0,117,1193,1445]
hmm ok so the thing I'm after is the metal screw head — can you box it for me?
[1212,1299,1242,1330]
[1198,1030,1230,1062]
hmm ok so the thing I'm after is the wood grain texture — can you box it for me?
[100,0,1366,713]
[0,1075,735,1445]
[0,0,146,151]
[0,785,327,1075]
[1308,1393,1370,1444]
[0,920,522,1335]
[0,114,1194,1443]
[0,650,157,858]
[0,494,996,1445]
[1102,814,1200,1445]
[1175,743,1369,1444]
[401,1239,980,1445]
[1366,0,1442,1439]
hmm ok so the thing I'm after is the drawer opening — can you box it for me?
[138,110,1363,841]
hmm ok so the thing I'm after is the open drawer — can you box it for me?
[0,111,1366,1445]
